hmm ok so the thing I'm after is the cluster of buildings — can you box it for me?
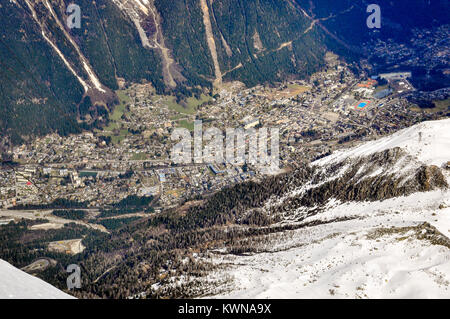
[0,52,443,210]
[368,25,449,77]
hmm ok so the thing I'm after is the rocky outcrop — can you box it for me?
[415,165,448,191]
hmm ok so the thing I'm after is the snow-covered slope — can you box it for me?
[265,119,450,221]
[315,118,450,168]
[0,259,74,299]
[205,119,450,299]
[208,190,450,298]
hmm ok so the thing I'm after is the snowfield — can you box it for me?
[314,118,450,168]
[209,191,450,299]
[206,119,450,299]
[0,259,74,299]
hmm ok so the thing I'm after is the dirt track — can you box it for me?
[200,0,222,86]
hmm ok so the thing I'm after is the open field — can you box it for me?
[411,98,450,114]
[111,129,129,144]
[270,84,310,99]
[111,90,131,121]
[30,222,64,230]
[186,94,212,108]
[433,98,450,111]
[130,152,148,160]
[99,90,132,144]
[165,94,212,115]
[0,210,108,233]
[177,119,195,131]
[48,239,85,255]
[166,96,195,115]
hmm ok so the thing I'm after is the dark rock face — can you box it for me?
[415,165,448,191]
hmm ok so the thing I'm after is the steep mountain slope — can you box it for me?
[2,0,448,143]
[204,118,450,298]
[9,119,447,299]
[0,259,74,299]
[259,120,449,221]
[0,0,164,143]
[315,119,450,167]
[210,207,450,298]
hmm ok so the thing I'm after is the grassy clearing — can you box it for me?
[131,152,148,160]
[186,94,212,108]
[274,84,310,98]
[177,120,195,131]
[411,98,450,113]
[110,90,130,121]
[100,90,132,144]
[287,83,309,92]
[170,114,187,120]
[168,99,195,115]
[111,129,129,144]
[166,94,212,115]
[433,98,450,110]
[104,121,119,132]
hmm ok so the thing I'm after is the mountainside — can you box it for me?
[0,259,74,299]
[204,118,450,298]
[210,203,450,298]
[14,118,444,299]
[1,0,448,143]
[1,1,450,300]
